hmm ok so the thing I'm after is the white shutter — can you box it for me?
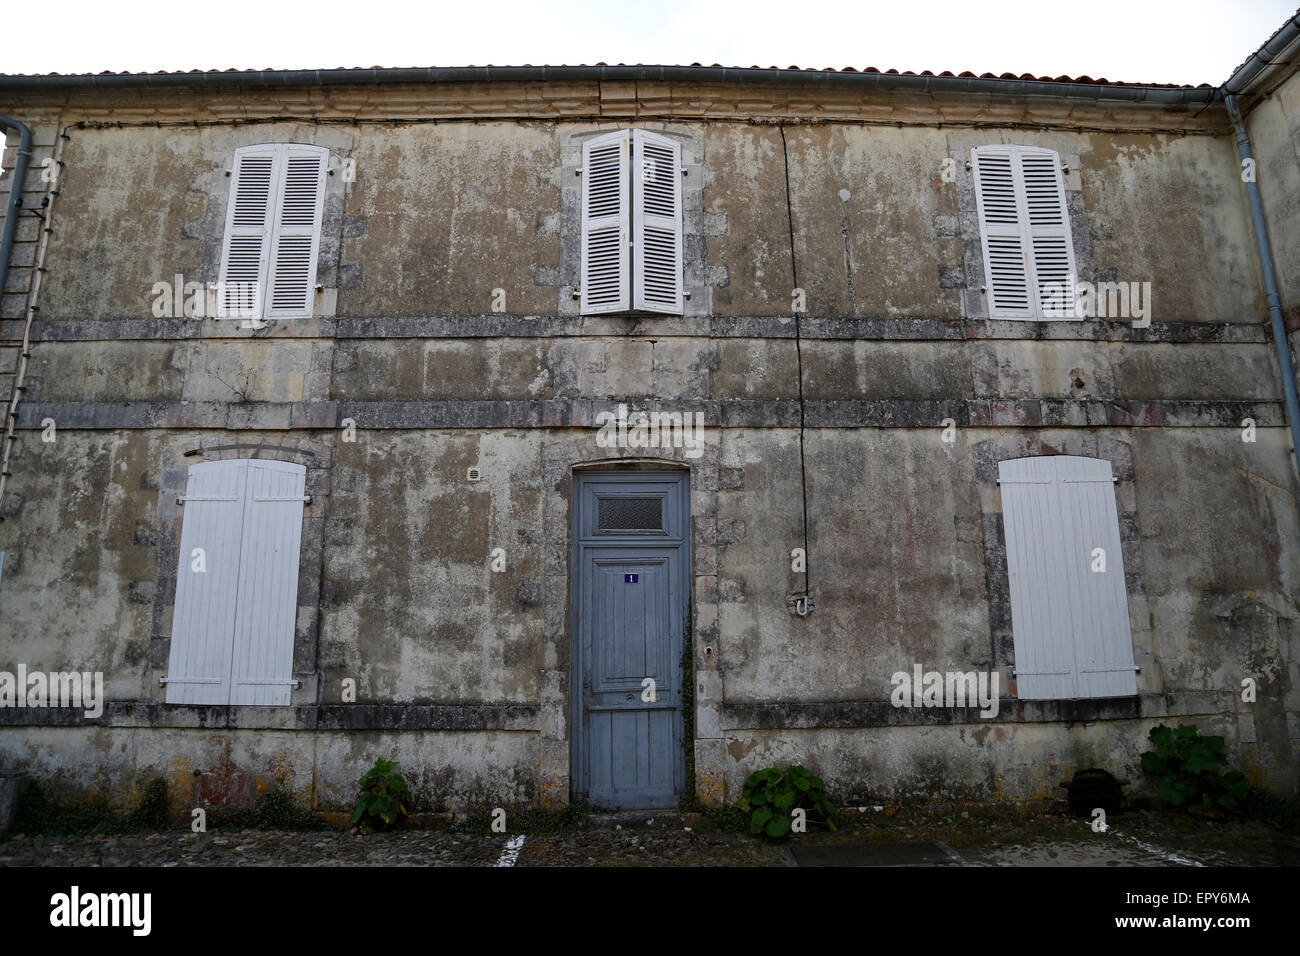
[228,460,305,706]
[973,146,1077,320]
[580,130,630,314]
[999,456,1138,700]
[218,147,276,319]
[266,145,327,319]
[1021,149,1076,318]
[632,130,683,314]
[165,460,249,705]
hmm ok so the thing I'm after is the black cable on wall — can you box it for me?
[778,123,811,606]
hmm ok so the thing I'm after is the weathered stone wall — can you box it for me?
[0,79,1297,812]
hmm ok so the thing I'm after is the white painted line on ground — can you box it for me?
[1080,817,1205,867]
[1109,827,1205,867]
[494,835,525,867]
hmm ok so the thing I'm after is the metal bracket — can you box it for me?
[159,676,222,685]
[160,676,302,688]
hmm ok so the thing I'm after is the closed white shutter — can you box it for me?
[999,456,1138,699]
[632,130,683,314]
[166,458,304,706]
[580,130,630,314]
[218,147,277,319]
[229,460,306,706]
[165,460,249,705]
[973,145,1077,320]
[266,145,327,318]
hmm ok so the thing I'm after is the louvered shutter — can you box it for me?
[580,130,630,314]
[266,145,327,318]
[165,460,249,705]
[228,460,305,706]
[218,147,276,320]
[999,456,1138,700]
[632,130,683,314]
[1020,149,1076,318]
[973,146,1077,320]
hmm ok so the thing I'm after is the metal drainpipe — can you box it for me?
[1225,94,1300,475]
[0,116,32,322]
[0,116,36,513]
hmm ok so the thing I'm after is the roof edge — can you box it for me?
[1224,11,1300,96]
[0,64,1221,106]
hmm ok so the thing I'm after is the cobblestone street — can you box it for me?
[3,810,1295,867]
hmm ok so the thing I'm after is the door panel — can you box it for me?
[573,472,688,809]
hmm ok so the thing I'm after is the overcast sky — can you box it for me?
[2,0,1296,87]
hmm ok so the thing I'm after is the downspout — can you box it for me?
[0,116,33,513]
[0,115,32,321]
[1224,93,1300,475]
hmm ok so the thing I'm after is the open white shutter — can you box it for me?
[632,130,683,314]
[229,460,305,706]
[973,146,1077,320]
[266,145,327,319]
[218,147,277,319]
[1020,149,1077,318]
[580,130,630,314]
[999,456,1138,700]
[165,460,249,705]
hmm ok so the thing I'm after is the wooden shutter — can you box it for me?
[1021,149,1076,318]
[166,459,304,706]
[165,460,249,705]
[973,145,1077,320]
[999,456,1138,700]
[228,460,306,706]
[580,130,630,314]
[218,146,277,319]
[218,144,326,320]
[632,130,683,314]
[266,145,327,318]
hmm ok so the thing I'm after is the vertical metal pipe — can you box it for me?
[0,116,33,314]
[1225,93,1300,475]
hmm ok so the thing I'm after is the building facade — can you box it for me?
[1,43,1298,813]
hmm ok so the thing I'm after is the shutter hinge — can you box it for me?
[159,676,223,685]
[237,678,302,687]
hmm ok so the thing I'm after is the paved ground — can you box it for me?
[2,808,1296,867]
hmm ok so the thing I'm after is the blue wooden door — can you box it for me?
[573,472,689,809]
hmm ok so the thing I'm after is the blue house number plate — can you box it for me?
[624,573,639,584]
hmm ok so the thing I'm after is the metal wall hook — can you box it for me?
[794,595,809,617]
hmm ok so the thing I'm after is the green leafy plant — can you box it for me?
[739,765,836,838]
[1140,724,1251,811]
[351,758,412,834]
